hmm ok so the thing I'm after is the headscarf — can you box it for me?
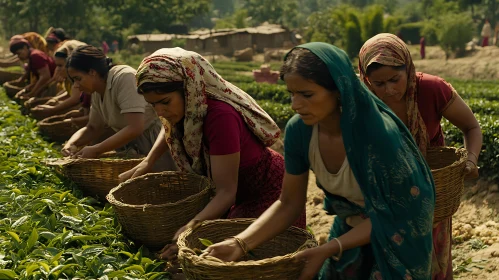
[358,33,429,156]
[9,35,30,53]
[54,40,87,59]
[136,48,281,175]
[295,42,435,279]
[21,32,48,54]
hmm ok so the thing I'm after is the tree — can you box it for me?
[243,0,299,27]
[362,5,384,41]
[437,13,473,59]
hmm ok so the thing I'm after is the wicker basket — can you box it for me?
[0,56,20,68]
[3,81,23,98]
[106,172,214,251]
[0,70,22,85]
[428,147,467,223]
[178,219,318,280]
[31,103,81,121]
[37,111,82,143]
[46,155,143,200]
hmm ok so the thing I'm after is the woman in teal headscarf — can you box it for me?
[205,42,435,279]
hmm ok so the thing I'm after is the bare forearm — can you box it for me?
[321,219,371,256]
[68,127,99,148]
[192,190,236,222]
[144,127,168,163]
[53,93,80,111]
[30,77,50,97]
[93,125,143,154]
[238,199,305,251]
[463,127,483,160]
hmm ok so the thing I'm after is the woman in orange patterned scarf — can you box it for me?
[120,48,306,260]
[359,33,482,280]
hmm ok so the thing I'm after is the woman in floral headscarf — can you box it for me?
[119,48,306,259]
[359,33,483,280]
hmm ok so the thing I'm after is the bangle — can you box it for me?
[231,236,249,256]
[467,159,477,168]
[331,238,343,261]
[468,151,478,161]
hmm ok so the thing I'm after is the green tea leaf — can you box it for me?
[0,269,17,279]
[123,265,145,274]
[27,228,39,251]
[11,216,29,228]
[199,238,213,247]
[6,231,20,243]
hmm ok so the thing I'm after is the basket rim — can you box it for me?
[427,146,467,172]
[177,219,317,267]
[106,171,215,209]
[44,156,144,167]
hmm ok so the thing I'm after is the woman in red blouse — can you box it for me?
[9,35,56,98]
[358,33,482,280]
[119,48,306,259]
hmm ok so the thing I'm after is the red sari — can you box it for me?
[417,72,457,280]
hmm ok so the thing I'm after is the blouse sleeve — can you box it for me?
[284,114,310,175]
[114,71,147,114]
[203,104,242,155]
[419,74,457,114]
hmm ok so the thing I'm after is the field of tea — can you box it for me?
[1,59,499,279]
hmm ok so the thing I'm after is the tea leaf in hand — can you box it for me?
[198,238,213,247]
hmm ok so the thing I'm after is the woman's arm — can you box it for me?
[29,65,52,97]
[442,94,483,177]
[118,126,170,182]
[75,112,146,158]
[206,171,309,261]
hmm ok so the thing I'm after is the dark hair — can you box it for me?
[365,62,406,76]
[10,42,28,54]
[138,82,184,95]
[66,45,114,78]
[47,28,70,43]
[280,48,337,92]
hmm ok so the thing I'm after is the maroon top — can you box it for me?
[203,99,264,168]
[416,72,456,146]
[29,49,56,78]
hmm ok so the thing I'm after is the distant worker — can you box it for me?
[481,19,492,47]
[420,36,426,59]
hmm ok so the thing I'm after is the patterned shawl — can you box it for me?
[358,33,429,156]
[298,42,435,279]
[136,48,280,175]
[22,32,48,54]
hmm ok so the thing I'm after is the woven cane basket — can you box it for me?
[428,147,467,223]
[178,219,318,280]
[107,172,214,251]
[0,70,22,85]
[37,111,82,143]
[0,56,20,68]
[3,81,23,98]
[46,155,143,200]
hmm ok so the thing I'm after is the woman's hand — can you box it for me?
[204,238,245,262]
[464,160,479,179]
[74,145,102,159]
[158,243,179,261]
[61,143,79,157]
[294,246,333,280]
[118,159,153,182]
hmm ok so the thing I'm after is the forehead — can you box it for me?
[368,65,403,81]
[284,73,322,91]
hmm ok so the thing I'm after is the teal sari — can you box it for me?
[293,43,436,279]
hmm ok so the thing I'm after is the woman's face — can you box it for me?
[15,46,30,61]
[366,66,408,102]
[54,57,67,79]
[142,91,185,125]
[284,73,340,126]
[67,67,97,93]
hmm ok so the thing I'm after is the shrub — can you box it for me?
[437,13,473,58]
[396,22,425,44]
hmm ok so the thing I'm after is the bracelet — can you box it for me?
[332,238,343,261]
[231,236,249,256]
[468,151,479,161]
[467,159,478,168]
